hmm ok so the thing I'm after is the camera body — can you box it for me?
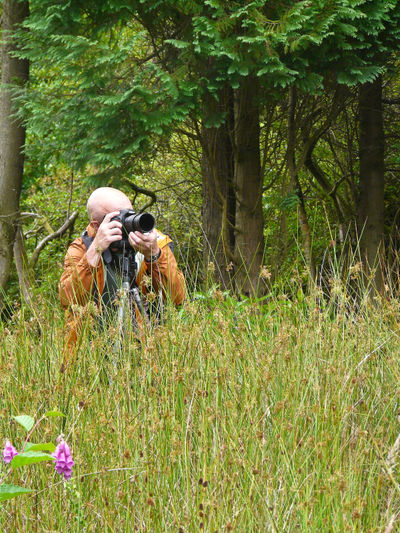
[111,209,155,249]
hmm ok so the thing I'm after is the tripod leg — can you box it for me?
[113,283,130,361]
[130,286,150,326]
[117,283,130,337]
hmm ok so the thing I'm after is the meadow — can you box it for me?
[1,281,400,532]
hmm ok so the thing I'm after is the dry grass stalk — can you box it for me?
[386,427,400,475]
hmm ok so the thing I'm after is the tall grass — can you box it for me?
[1,278,400,532]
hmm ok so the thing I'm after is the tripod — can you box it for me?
[112,244,148,356]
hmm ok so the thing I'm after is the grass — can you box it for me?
[1,284,400,532]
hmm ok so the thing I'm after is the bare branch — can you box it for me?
[382,98,400,105]
[175,127,199,141]
[19,212,42,219]
[29,211,79,269]
[122,178,157,211]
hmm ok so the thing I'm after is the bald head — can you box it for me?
[87,187,132,222]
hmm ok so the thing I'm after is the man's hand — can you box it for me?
[93,211,123,252]
[129,229,160,261]
[86,211,122,267]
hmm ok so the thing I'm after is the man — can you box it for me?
[59,187,186,358]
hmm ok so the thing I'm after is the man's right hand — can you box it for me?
[92,211,123,252]
[86,211,122,267]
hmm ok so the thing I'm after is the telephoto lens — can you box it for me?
[109,209,155,250]
[124,211,155,233]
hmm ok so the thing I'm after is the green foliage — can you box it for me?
[12,415,34,432]
[16,3,197,171]
[0,485,31,502]
[11,451,53,469]
[16,0,400,175]
[0,410,67,506]
[15,169,89,299]
[45,410,65,418]
[24,442,57,452]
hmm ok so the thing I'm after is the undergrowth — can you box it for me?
[1,284,400,532]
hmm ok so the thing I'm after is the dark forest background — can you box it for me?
[2,0,400,304]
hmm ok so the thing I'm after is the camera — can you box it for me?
[111,209,155,249]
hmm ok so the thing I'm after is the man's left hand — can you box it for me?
[129,229,160,261]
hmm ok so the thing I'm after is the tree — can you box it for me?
[233,77,264,295]
[358,76,385,293]
[0,0,29,300]
[200,86,235,289]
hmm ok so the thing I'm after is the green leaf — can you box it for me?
[165,39,190,49]
[45,410,65,418]
[13,415,34,432]
[24,442,56,453]
[11,451,53,469]
[0,484,32,502]
[237,63,249,76]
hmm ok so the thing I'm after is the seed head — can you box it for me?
[260,266,272,280]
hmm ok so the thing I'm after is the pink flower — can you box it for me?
[3,440,18,463]
[52,440,74,481]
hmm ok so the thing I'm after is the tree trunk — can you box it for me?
[287,87,316,282]
[233,77,264,296]
[0,0,29,299]
[357,76,385,293]
[201,87,235,289]
[13,225,33,303]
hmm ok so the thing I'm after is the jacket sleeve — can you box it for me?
[143,244,186,305]
[58,239,99,309]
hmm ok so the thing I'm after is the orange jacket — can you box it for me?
[59,224,186,358]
